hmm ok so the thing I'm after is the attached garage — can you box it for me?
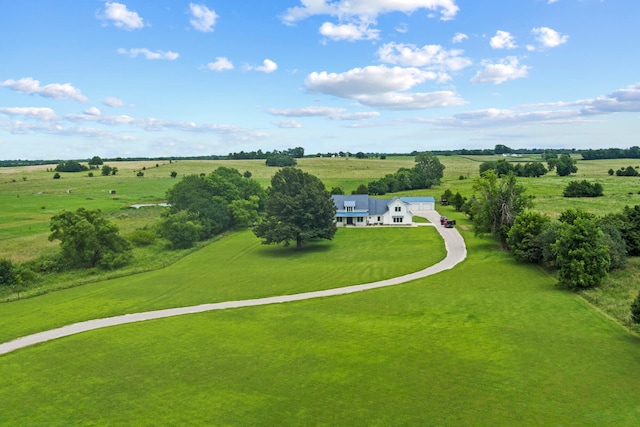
[400,197,436,212]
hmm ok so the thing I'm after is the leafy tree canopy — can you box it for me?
[552,217,610,290]
[556,154,578,176]
[470,171,533,246]
[48,208,132,269]
[254,167,336,250]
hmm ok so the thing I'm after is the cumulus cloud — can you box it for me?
[84,107,101,116]
[305,65,438,98]
[118,48,179,60]
[0,77,88,102]
[272,120,303,128]
[532,27,569,48]
[471,57,530,84]
[377,42,471,72]
[452,32,468,43]
[490,30,517,49]
[305,65,466,110]
[207,57,234,71]
[319,22,379,41]
[103,97,127,107]
[245,59,278,73]
[281,0,460,24]
[189,3,218,32]
[0,107,58,121]
[99,2,144,30]
[356,91,466,110]
[331,111,380,120]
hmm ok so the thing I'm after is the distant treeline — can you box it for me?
[4,145,640,167]
[581,147,640,160]
[228,147,304,160]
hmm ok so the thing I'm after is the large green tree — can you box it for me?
[49,208,132,269]
[470,171,533,246]
[552,217,610,290]
[506,211,551,263]
[163,167,265,242]
[254,167,336,250]
[413,151,445,188]
[556,154,578,176]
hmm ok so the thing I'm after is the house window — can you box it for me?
[357,217,364,223]
[377,216,381,221]
[336,217,342,222]
[394,206,401,212]
[346,206,354,212]
[393,217,403,223]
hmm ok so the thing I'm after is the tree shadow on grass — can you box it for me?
[255,241,333,258]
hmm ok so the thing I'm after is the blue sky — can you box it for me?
[1,0,639,159]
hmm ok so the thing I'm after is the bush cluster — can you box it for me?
[563,180,603,197]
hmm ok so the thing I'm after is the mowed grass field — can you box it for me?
[2,156,640,424]
[2,217,640,425]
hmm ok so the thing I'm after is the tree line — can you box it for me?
[456,170,640,323]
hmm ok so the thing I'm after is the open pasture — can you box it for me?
[1,215,640,425]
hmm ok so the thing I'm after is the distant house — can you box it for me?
[331,195,435,227]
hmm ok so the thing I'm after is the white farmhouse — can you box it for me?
[331,195,435,227]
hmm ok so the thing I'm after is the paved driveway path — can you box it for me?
[0,210,466,356]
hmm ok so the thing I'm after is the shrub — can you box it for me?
[128,229,157,247]
[631,293,640,324]
[170,171,178,178]
[563,180,603,197]
[0,258,16,287]
[136,171,144,177]
[53,172,61,179]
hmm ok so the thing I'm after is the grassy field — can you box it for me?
[0,226,444,344]
[2,156,640,424]
[1,215,640,425]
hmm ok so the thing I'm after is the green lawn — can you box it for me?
[1,222,640,425]
[0,226,444,344]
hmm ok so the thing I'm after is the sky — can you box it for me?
[1,0,639,160]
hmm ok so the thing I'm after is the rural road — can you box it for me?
[0,210,466,356]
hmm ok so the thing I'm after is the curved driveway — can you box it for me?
[0,210,466,356]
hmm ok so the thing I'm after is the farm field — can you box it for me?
[2,155,640,424]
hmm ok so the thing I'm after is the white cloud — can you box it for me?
[396,23,408,34]
[581,83,640,114]
[84,107,102,116]
[471,57,530,84]
[246,59,278,73]
[189,3,218,32]
[452,32,468,43]
[532,27,569,48]
[428,83,640,129]
[305,65,466,110]
[207,57,234,71]
[99,2,144,30]
[65,113,136,125]
[319,22,379,41]
[267,106,346,117]
[118,48,179,60]
[282,0,460,24]
[0,107,58,121]
[103,97,126,107]
[490,30,517,49]
[377,42,471,72]
[272,120,303,128]
[331,111,380,120]
[0,77,88,102]
[305,65,438,98]
[356,91,466,110]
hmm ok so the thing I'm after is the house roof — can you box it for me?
[400,196,435,203]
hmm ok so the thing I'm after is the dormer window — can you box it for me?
[344,200,356,212]
[394,206,401,212]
